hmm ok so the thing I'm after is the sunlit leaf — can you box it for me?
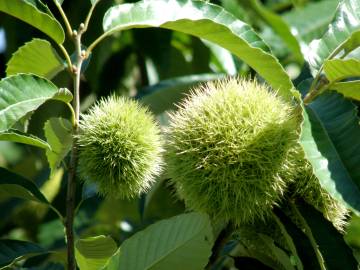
[103,0,294,101]
[0,130,50,149]
[0,74,72,132]
[75,235,117,270]
[44,117,72,174]
[0,0,65,43]
[6,39,65,79]
[104,212,213,270]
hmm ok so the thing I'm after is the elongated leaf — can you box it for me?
[300,90,360,213]
[0,130,50,149]
[0,0,65,44]
[283,0,339,44]
[273,208,321,270]
[104,212,213,270]
[75,235,117,270]
[44,117,72,174]
[296,200,357,270]
[307,0,360,75]
[247,0,303,63]
[0,74,72,132]
[0,239,45,269]
[138,74,224,114]
[6,39,65,79]
[103,0,294,100]
[0,167,49,204]
[331,81,360,101]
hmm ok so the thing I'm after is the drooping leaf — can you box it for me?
[138,73,224,114]
[0,167,49,204]
[0,130,50,149]
[331,81,360,101]
[0,239,46,269]
[44,117,72,174]
[104,212,214,270]
[235,229,297,270]
[307,0,360,75]
[247,0,303,63]
[6,39,65,79]
[296,200,357,270]
[283,0,339,45]
[0,0,65,44]
[300,90,360,213]
[103,0,294,101]
[0,74,73,132]
[75,235,117,270]
[273,208,322,270]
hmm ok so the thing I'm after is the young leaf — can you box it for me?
[0,239,46,269]
[0,167,49,204]
[138,73,224,114]
[0,130,51,150]
[104,212,214,270]
[6,39,65,79]
[102,0,294,101]
[44,117,72,174]
[0,0,65,44]
[300,91,360,214]
[307,0,360,75]
[75,235,117,270]
[296,200,357,270]
[0,74,72,132]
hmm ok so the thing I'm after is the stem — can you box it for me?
[290,202,326,270]
[86,32,110,56]
[58,44,73,72]
[53,0,73,38]
[83,0,101,32]
[65,27,84,270]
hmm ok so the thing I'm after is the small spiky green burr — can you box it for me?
[166,78,299,225]
[77,95,163,199]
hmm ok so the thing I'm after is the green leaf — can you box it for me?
[139,74,224,114]
[0,74,72,132]
[296,200,357,270]
[0,167,49,204]
[0,0,65,44]
[247,0,303,63]
[0,130,50,149]
[103,0,294,101]
[0,239,46,269]
[75,235,117,270]
[274,208,322,270]
[331,81,360,101]
[44,117,72,174]
[283,0,339,45]
[235,228,297,270]
[307,0,360,75]
[6,39,65,79]
[300,90,360,214]
[104,212,213,270]
[324,59,360,82]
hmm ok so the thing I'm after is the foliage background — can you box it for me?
[1,0,360,269]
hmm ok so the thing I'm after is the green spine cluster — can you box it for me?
[77,95,163,199]
[290,147,349,231]
[166,79,299,225]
